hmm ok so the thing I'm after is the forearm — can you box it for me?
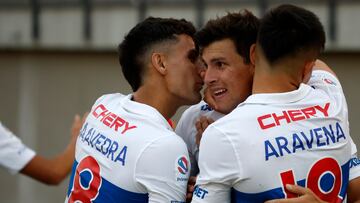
[19,113,84,185]
[20,141,76,185]
[347,176,360,203]
[313,60,337,77]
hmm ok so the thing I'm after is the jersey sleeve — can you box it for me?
[0,122,36,174]
[307,70,345,108]
[175,107,200,176]
[308,70,360,180]
[349,139,360,180]
[134,135,190,203]
[192,125,241,203]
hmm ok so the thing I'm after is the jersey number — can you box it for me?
[69,156,102,203]
[280,157,343,203]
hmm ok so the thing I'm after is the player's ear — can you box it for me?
[302,59,315,83]
[250,43,256,66]
[151,52,167,75]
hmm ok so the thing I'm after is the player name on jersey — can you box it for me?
[264,122,346,161]
[79,122,128,166]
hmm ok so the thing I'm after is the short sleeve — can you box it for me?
[134,135,190,203]
[308,70,345,106]
[0,122,36,174]
[192,125,241,203]
[176,107,200,176]
[349,138,360,180]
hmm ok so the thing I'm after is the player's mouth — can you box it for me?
[213,88,227,99]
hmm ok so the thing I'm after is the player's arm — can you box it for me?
[264,185,326,203]
[20,113,87,185]
[303,59,337,84]
[135,135,190,203]
[313,59,337,77]
[347,143,360,203]
[348,176,360,203]
[182,116,214,202]
[309,60,360,202]
[195,116,214,147]
[175,117,198,177]
[264,179,360,203]
[191,126,240,203]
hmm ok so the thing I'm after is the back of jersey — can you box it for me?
[193,70,352,203]
[234,71,350,202]
[65,93,190,203]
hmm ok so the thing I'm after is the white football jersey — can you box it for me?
[192,70,354,203]
[65,93,190,203]
[0,122,35,174]
[176,101,223,175]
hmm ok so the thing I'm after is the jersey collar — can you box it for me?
[242,83,312,105]
[120,94,173,131]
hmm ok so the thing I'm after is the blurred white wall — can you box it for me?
[0,1,360,48]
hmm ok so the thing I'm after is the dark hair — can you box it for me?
[195,10,259,64]
[118,17,196,91]
[258,4,326,64]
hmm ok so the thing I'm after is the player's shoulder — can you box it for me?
[163,132,188,147]
[177,101,208,129]
[182,100,210,116]
[179,100,221,123]
[94,93,127,104]
[217,103,254,124]
[90,93,128,111]
[205,103,257,138]
[309,70,341,88]
[144,131,188,154]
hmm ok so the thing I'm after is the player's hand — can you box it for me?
[19,112,89,185]
[70,112,88,142]
[195,116,214,147]
[67,112,88,154]
[265,184,326,203]
[203,87,218,111]
[186,176,197,203]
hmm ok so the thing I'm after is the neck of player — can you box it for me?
[252,61,304,95]
[132,85,179,121]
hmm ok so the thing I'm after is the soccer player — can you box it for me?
[64,17,203,202]
[176,10,258,177]
[0,114,84,185]
[188,5,355,202]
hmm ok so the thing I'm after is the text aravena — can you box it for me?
[256,102,347,161]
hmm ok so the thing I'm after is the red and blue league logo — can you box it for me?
[323,78,337,86]
[177,156,189,175]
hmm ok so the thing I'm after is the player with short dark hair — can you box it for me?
[176,10,259,177]
[65,17,203,202]
[190,4,355,202]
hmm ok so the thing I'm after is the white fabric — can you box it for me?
[0,122,35,174]
[65,93,190,203]
[176,100,224,175]
[192,70,353,203]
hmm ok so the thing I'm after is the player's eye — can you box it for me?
[188,50,199,63]
[215,61,225,68]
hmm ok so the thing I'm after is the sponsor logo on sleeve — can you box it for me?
[175,156,189,182]
[323,78,337,86]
